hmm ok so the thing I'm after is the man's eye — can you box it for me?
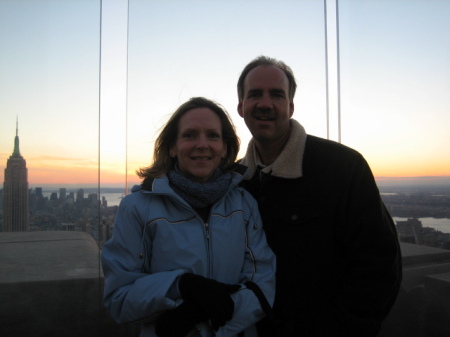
[209,133,221,139]
[273,92,285,98]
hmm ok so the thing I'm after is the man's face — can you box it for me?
[238,65,294,145]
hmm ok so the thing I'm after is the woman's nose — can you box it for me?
[195,135,208,149]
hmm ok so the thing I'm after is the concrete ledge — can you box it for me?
[380,243,450,337]
[3,234,450,337]
[426,272,450,287]
[0,231,101,283]
[400,242,450,267]
[0,231,131,337]
[399,242,450,291]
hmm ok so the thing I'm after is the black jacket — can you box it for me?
[240,135,402,337]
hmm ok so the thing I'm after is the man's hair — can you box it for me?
[137,97,240,179]
[237,55,297,102]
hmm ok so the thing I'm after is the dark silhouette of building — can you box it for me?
[59,188,66,203]
[2,120,29,232]
[396,218,423,244]
[76,188,84,208]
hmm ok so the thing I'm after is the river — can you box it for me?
[393,217,450,234]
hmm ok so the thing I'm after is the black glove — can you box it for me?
[155,300,207,337]
[178,273,240,331]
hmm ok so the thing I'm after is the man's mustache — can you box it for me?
[252,108,276,119]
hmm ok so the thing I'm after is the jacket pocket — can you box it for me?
[271,199,319,226]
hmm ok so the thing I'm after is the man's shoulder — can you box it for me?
[305,135,362,158]
[303,135,369,175]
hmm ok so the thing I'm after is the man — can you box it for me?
[237,56,402,337]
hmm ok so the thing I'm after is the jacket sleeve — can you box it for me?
[101,194,185,324]
[319,155,402,336]
[216,190,276,337]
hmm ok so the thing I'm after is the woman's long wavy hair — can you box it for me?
[137,97,240,180]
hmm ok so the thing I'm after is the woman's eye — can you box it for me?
[182,133,194,139]
[209,133,221,139]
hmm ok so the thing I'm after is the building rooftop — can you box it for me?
[0,231,100,283]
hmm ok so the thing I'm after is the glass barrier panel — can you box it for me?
[338,1,450,336]
[0,1,111,336]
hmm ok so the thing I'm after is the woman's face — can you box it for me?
[171,107,227,183]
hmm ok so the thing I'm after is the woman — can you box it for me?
[101,97,276,337]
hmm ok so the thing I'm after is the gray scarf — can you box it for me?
[167,167,232,208]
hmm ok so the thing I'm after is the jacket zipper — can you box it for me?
[204,217,212,278]
[141,187,237,278]
[172,198,213,278]
[205,221,210,240]
[183,200,213,277]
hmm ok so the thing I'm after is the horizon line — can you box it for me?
[25,175,450,187]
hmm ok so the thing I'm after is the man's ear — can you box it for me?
[289,101,294,117]
[237,102,244,118]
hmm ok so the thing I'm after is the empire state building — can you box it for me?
[2,121,29,232]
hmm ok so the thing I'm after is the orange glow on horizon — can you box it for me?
[1,154,449,185]
[369,154,450,178]
[21,167,450,185]
[371,167,450,179]
[22,165,141,186]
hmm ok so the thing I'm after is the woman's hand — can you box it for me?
[178,273,240,331]
[155,301,206,337]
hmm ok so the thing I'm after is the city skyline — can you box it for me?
[1,0,450,185]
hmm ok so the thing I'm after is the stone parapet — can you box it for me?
[0,231,133,337]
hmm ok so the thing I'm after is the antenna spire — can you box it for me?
[13,116,21,157]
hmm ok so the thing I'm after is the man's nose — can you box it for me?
[257,93,273,109]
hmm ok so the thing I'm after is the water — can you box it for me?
[393,217,450,234]
[101,192,125,207]
[40,190,126,207]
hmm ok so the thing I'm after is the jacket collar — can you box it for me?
[240,119,307,179]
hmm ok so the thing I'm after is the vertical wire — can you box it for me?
[125,0,130,196]
[324,0,330,140]
[97,0,103,333]
[336,0,342,143]
[97,2,102,234]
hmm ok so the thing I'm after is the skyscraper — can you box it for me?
[59,188,66,203]
[2,120,29,232]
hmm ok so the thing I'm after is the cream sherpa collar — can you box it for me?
[240,119,307,179]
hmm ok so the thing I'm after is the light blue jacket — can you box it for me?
[101,165,276,337]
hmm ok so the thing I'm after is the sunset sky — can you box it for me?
[1,0,449,188]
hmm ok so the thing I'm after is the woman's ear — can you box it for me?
[169,147,176,158]
[222,144,227,158]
